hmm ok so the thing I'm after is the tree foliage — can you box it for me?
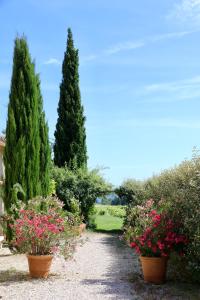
[122,149,200,282]
[54,28,87,169]
[51,166,112,221]
[115,179,144,205]
[4,37,50,210]
[37,76,51,196]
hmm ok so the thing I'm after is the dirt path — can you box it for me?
[0,232,200,300]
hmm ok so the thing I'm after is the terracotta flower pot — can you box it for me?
[79,223,86,232]
[27,255,53,278]
[77,223,86,235]
[140,256,168,284]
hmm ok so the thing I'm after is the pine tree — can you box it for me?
[4,37,50,210]
[54,28,87,169]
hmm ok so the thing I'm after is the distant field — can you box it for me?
[93,205,125,232]
[95,204,126,218]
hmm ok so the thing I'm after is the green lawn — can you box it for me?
[94,214,123,232]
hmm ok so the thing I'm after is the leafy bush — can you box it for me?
[123,150,200,282]
[98,209,106,215]
[126,199,188,257]
[115,179,145,205]
[51,166,112,221]
[87,214,97,230]
[107,206,125,218]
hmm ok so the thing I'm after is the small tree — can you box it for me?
[51,166,112,221]
[115,179,145,206]
[54,28,87,169]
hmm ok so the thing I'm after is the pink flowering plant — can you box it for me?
[127,199,188,257]
[9,196,78,256]
[10,209,72,255]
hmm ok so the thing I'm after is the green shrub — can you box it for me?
[123,150,200,282]
[98,209,106,215]
[0,185,4,200]
[115,179,145,205]
[107,206,125,218]
[51,166,112,221]
[87,214,97,229]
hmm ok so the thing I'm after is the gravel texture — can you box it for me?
[0,232,137,300]
[0,232,200,300]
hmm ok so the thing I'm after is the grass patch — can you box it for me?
[95,204,126,218]
[94,214,123,233]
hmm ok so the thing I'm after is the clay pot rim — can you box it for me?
[140,256,169,261]
[27,254,53,258]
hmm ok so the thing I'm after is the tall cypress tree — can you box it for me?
[54,28,87,169]
[37,75,51,196]
[4,37,50,210]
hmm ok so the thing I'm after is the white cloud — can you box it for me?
[149,30,192,42]
[44,58,61,66]
[86,30,194,62]
[168,0,200,28]
[105,41,145,55]
[145,76,200,92]
[134,75,200,103]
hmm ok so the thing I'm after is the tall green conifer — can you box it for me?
[37,75,51,196]
[54,28,87,169]
[4,37,50,210]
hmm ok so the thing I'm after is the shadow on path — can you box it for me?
[0,269,29,285]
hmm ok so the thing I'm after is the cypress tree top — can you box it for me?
[54,28,87,169]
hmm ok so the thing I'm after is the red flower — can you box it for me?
[130,207,188,257]
[10,209,67,255]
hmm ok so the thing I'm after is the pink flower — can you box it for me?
[147,240,152,248]
[129,203,188,258]
[152,246,158,253]
[150,210,157,216]
[130,242,137,248]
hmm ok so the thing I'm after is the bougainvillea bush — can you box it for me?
[128,201,188,257]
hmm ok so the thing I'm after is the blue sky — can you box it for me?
[1,0,200,185]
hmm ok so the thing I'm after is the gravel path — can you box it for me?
[0,232,137,300]
[0,232,200,300]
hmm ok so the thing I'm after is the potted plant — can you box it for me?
[129,201,188,284]
[10,196,77,278]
